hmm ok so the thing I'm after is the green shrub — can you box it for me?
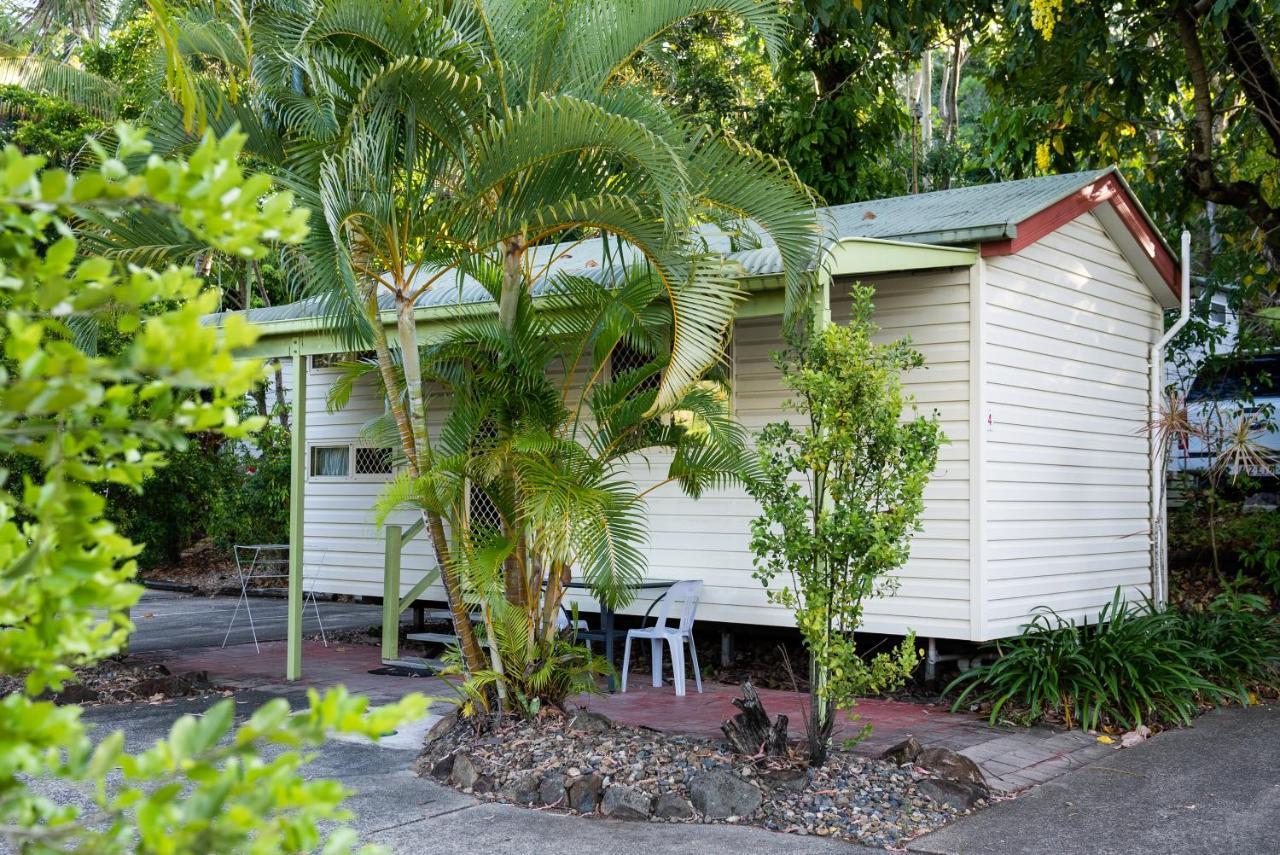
[208,411,292,549]
[949,590,1280,730]
[1174,603,1280,696]
[107,435,239,569]
[1169,496,1280,597]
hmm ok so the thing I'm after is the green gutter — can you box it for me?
[230,236,978,359]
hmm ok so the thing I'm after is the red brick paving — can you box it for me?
[138,639,450,705]
[146,641,1111,793]
[576,676,997,756]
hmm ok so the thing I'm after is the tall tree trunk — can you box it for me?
[426,512,489,673]
[497,235,529,608]
[392,296,488,674]
[273,359,288,427]
[1179,4,1280,266]
[497,234,526,332]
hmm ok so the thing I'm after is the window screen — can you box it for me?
[467,423,504,536]
[354,446,393,475]
[610,341,661,394]
[311,445,350,477]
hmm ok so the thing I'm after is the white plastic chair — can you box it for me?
[620,580,703,696]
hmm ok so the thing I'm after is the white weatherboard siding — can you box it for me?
[298,361,445,601]
[290,269,977,640]
[831,270,973,639]
[626,270,974,637]
[980,211,1161,638]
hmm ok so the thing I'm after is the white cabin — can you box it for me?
[224,168,1181,645]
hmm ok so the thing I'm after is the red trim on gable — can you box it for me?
[979,173,1180,298]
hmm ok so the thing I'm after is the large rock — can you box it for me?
[568,710,612,734]
[500,772,542,805]
[917,746,988,789]
[423,751,456,781]
[690,769,763,819]
[449,753,481,789]
[538,773,567,806]
[918,778,987,811]
[653,792,694,820]
[600,785,652,820]
[759,767,808,792]
[567,773,604,813]
[423,712,458,747]
[880,736,923,766]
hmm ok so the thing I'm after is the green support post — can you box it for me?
[287,342,306,681]
[382,524,402,662]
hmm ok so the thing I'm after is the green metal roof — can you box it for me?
[210,168,1133,344]
[822,168,1113,246]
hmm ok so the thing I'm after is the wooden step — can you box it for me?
[406,631,490,647]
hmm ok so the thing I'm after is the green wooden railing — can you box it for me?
[380,518,440,662]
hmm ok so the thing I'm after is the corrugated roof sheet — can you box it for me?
[823,168,1112,244]
[214,169,1115,326]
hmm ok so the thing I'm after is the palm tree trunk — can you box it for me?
[427,512,489,673]
[498,235,529,608]
[367,291,417,466]
[388,296,488,674]
[497,234,526,331]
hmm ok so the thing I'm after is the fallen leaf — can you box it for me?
[1096,735,1114,744]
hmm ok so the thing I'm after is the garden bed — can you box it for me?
[0,660,226,706]
[415,708,988,848]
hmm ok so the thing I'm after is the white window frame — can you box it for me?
[306,442,396,482]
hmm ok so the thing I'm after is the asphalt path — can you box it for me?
[126,588,391,652]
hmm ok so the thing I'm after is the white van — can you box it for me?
[1171,353,1280,477]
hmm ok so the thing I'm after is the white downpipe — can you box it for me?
[1150,230,1192,607]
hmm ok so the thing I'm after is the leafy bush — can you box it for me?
[107,434,240,568]
[748,285,941,765]
[208,411,292,549]
[1175,601,1280,696]
[0,126,424,853]
[1169,494,1280,598]
[447,598,610,720]
[949,590,1280,731]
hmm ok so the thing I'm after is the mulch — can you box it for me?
[0,660,228,706]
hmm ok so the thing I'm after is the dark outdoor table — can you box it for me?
[563,578,678,691]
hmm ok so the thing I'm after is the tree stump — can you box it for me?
[721,681,789,757]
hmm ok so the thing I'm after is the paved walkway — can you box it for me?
[58,690,1280,855]
[58,692,868,855]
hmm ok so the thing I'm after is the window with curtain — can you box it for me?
[310,445,350,477]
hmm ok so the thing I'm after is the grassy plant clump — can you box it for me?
[948,589,1280,731]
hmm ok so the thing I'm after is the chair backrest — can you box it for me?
[652,580,703,634]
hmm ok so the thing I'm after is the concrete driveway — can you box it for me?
[63,690,1280,855]
[910,704,1280,855]
[127,589,391,652]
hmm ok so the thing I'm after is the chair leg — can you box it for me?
[650,638,663,688]
[668,637,686,697]
[620,635,632,693]
[686,635,703,694]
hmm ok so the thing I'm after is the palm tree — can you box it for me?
[338,266,751,709]
[11,0,822,679]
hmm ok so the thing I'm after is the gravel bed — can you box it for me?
[416,711,981,848]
